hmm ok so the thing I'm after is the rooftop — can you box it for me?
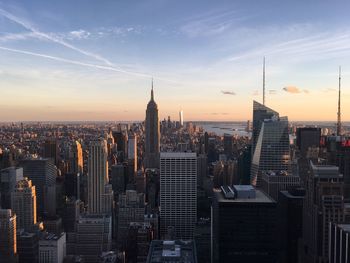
[215,186,275,203]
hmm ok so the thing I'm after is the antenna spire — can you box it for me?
[151,78,154,101]
[337,66,342,136]
[263,57,266,105]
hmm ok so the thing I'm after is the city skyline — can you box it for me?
[1,0,350,122]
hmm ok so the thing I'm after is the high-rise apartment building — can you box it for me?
[87,139,113,215]
[0,209,18,263]
[11,177,37,231]
[251,116,291,187]
[145,85,160,169]
[160,152,197,239]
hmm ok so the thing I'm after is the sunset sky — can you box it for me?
[0,0,349,122]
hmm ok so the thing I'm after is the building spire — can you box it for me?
[263,56,266,106]
[151,77,154,101]
[337,66,342,136]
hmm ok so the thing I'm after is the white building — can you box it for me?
[160,152,197,239]
[39,232,66,263]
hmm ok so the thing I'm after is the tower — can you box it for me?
[11,178,37,231]
[179,110,184,127]
[337,66,342,136]
[160,152,197,239]
[145,80,160,169]
[87,139,113,215]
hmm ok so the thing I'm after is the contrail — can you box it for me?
[0,46,151,78]
[0,8,114,66]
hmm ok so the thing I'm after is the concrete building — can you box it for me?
[212,185,277,263]
[146,240,197,263]
[0,209,18,263]
[160,152,197,239]
[39,232,66,263]
[11,177,37,231]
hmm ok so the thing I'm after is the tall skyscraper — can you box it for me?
[43,139,59,165]
[251,116,291,187]
[127,132,137,177]
[0,209,18,263]
[87,139,113,215]
[68,141,83,175]
[296,127,321,156]
[251,100,279,154]
[39,232,66,263]
[19,158,56,217]
[179,110,184,127]
[11,177,37,231]
[145,82,160,169]
[160,152,197,239]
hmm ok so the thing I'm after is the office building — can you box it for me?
[212,185,277,263]
[19,158,56,217]
[0,209,18,263]
[160,152,197,239]
[146,240,197,263]
[277,189,305,263]
[11,177,37,230]
[74,214,112,263]
[111,164,126,199]
[144,84,160,169]
[127,132,137,177]
[303,162,344,262]
[43,139,59,165]
[116,190,145,247]
[39,232,66,263]
[179,110,184,127]
[251,116,291,187]
[223,134,233,158]
[261,171,300,201]
[296,127,321,156]
[17,230,39,263]
[68,141,83,175]
[0,167,24,209]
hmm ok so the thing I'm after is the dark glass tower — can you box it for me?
[144,83,160,169]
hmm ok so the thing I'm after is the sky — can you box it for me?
[0,0,350,122]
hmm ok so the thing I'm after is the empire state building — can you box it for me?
[144,81,160,168]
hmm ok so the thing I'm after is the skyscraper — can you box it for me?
[87,139,113,215]
[296,127,321,157]
[145,82,160,169]
[251,116,291,187]
[0,167,24,209]
[251,100,279,154]
[179,110,184,127]
[43,139,59,165]
[68,141,83,175]
[0,209,18,263]
[11,177,37,231]
[127,132,137,178]
[19,158,56,217]
[160,152,197,239]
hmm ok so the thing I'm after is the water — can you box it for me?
[194,122,251,137]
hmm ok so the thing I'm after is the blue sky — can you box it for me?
[0,0,350,121]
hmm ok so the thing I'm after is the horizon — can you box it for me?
[1,0,350,122]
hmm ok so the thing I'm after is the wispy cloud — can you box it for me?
[0,8,114,66]
[68,29,91,40]
[221,90,236,95]
[283,86,309,94]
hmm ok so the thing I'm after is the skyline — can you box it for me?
[1,0,350,122]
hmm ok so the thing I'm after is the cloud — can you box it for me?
[69,30,91,40]
[221,90,236,95]
[283,86,309,94]
[0,8,113,66]
[210,112,229,115]
[269,89,277,95]
[283,86,301,94]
